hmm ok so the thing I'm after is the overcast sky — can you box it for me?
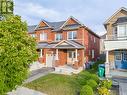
[14,0,127,36]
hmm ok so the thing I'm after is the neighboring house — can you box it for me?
[28,16,100,69]
[104,7,127,76]
[100,33,106,54]
[100,33,106,60]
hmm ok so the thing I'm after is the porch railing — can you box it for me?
[106,35,127,40]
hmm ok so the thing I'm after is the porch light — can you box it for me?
[0,0,13,14]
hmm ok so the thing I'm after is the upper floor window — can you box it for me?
[92,49,95,58]
[68,31,77,40]
[31,34,36,38]
[40,32,47,41]
[117,24,127,37]
[55,33,62,41]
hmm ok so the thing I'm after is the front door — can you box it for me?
[67,50,76,65]
[46,52,55,67]
[115,50,127,69]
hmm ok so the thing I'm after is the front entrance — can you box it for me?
[115,50,127,69]
[67,50,76,65]
[46,52,55,67]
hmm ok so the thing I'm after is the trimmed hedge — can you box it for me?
[80,85,94,95]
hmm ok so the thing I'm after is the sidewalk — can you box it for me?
[8,87,47,95]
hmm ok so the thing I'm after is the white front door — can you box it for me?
[46,53,54,67]
[67,50,76,65]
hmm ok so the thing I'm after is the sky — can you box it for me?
[14,0,127,36]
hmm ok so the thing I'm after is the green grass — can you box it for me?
[24,73,80,95]
[24,61,105,95]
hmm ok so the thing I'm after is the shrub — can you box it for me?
[99,79,112,89]
[86,79,98,89]
[76,71,91,86]
[92,60,105,72]
[80,85,94,95]
[90,74,99,83]
[76,71,99,86]
[98,87,110,95]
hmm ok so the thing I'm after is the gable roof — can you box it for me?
[104,7,127,25]
[35,20,52,30]
[60,16,84,29]
[46,21,66,31]
[27,16,100,38]
[54,40,84,49]
[28,25,37,33]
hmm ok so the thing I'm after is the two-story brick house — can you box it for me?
[104,7,127,77]
[28,16,100,69]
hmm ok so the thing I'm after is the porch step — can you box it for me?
[53,66,83,75]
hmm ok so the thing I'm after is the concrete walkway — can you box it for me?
[24,67,54,83]
[52,65,83,75]
[8,87,47,95]
[112,77,127,95]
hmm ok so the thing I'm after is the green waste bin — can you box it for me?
[98,64,105,77]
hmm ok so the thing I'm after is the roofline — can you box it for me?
[104,7,127,25]
[84,26,100,38]
[53,40,80,48]
[60,16,84,29]
[35,20,52,30]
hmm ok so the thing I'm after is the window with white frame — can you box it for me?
[117,24,127,37]
[68,31,77,40]
[40,32,47,41]
[55,33,62,41]
[92,49,95,58]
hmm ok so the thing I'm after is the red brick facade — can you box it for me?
[28,17,100,68]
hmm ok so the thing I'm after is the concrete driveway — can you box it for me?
[24,67,54,83]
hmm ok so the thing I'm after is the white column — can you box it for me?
[55,49,59,60]
[106,50,109,63]
[40,49,43,57]
[75,49,78,61]
[105,50,110,78]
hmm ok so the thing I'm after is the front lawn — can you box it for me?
[24,73,80,95]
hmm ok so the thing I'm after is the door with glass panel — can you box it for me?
[67,50,76,65]
[115,50,127,69]
[122,51,127,69]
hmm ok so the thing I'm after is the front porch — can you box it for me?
[105,49,127,78]
[47,40,85,69]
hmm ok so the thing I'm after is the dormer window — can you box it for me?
[68,31,77,40]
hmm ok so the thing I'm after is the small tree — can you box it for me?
[0,15,38,94]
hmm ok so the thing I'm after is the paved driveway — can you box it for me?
[24,67,54,83]
[112,77,127,95]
